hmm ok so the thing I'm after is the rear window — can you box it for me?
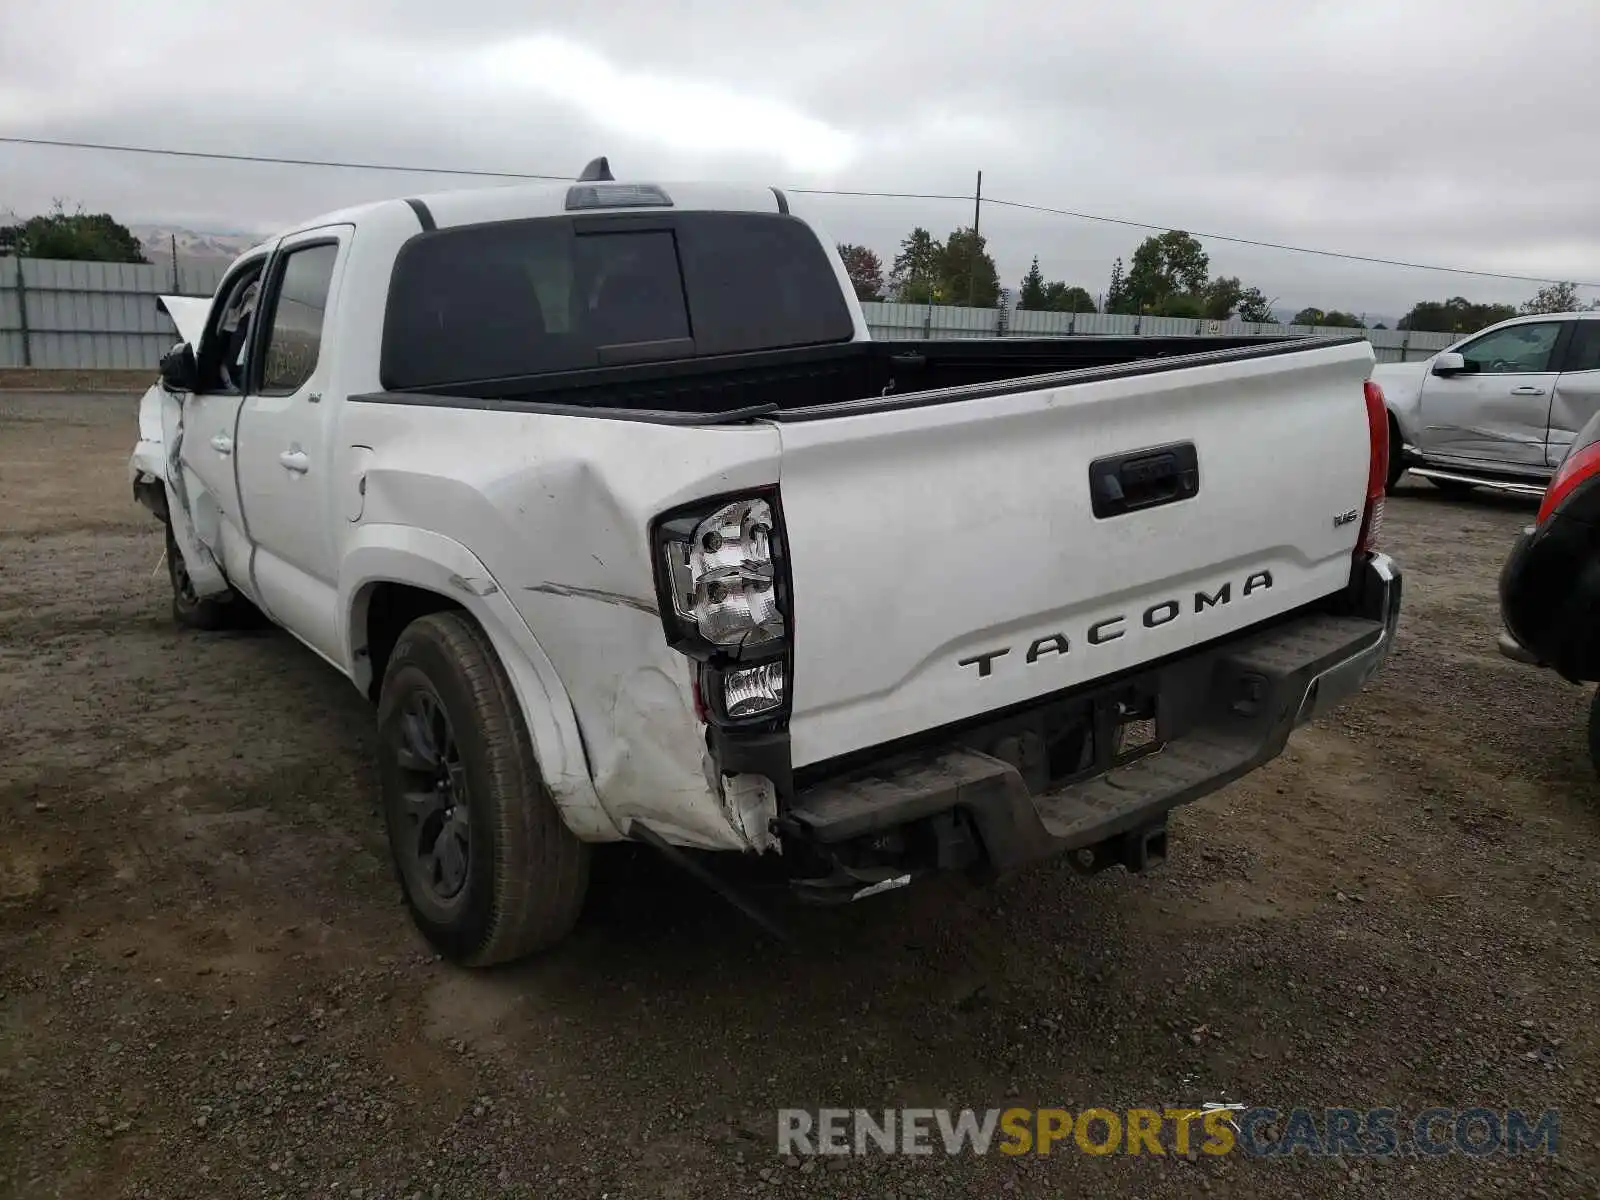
[381,211,854,390]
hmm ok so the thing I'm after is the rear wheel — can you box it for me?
[1384,417,1406,493]
[377,611,589,965]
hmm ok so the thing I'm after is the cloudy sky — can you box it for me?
[2,0,1596,319]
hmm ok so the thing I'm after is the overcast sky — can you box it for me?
[2,0,1596,318]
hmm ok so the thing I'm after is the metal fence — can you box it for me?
[0,256,227,370]
[860,302,1461,362]
[0,254,1459,370]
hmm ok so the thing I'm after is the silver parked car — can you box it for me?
[1374,311,1600,496]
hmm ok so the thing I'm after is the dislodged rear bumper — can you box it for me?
[785,552,1401,884]
[1499,509,1600,682]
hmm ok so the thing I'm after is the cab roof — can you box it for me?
[275,177,791,242]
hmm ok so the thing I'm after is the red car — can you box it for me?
[1498,408,1600,772]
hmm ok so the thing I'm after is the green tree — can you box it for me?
[1236,286,1275,323]
[938,227,1000,308]
[1018,257,1048,310]
[1098,230,1276,322]
[890,227,944,303]
[1105,257,1133,314]
[1398,297,1518,334]
[4,200,147,263]
[836,243,885,302]
[1124,230,1209,313]
[1519,281,1597,314]
[1153,293,1203,318]
[1201,276,1243,320]
[1291,307,1365,328]
[1042,282,1096,313]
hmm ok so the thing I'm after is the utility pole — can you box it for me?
[13,255,30,367]
[170,233,179,293]
[966,170,982,308]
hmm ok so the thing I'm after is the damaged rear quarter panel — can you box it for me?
[339,399,782,850]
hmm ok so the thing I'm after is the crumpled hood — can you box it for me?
[157,295,211,348]
[1369,358,1432,420]
[1369,359,1430,393]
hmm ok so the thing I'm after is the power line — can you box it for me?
[0,135,566,181]
[981,196,1600,290]
[5,134,1595,289]
[788,186,976,203]
[0,137,978,197]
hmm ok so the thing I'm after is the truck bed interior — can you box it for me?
[368,334,1349,423]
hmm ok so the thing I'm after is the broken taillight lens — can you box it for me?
[722,662,787,719]
[652,489,792,728]
[657,496,784,652]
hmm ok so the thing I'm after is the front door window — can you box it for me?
[1456,323,1563,375]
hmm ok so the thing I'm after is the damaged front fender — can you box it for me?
[129,379,230,599]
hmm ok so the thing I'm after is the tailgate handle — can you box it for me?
[1090,442,1200,519]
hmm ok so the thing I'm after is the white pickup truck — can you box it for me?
[130,162,1402,965]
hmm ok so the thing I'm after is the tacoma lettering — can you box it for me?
[959,570,1275,676]
[1087,617,1124,645]
[1026,634,1070,663]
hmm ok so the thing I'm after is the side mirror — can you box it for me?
[1431,351,1467,377]
[159,342,198,393]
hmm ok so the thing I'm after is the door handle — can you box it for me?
[1089,442,1201,519]
[279,449,310,474]
[209,433,233,455]
[1511,386,1546,396]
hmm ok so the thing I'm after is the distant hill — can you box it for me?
[129,224,261,264]
[121,224,261,294]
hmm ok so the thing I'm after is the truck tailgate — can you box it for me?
[776,338,1377,768]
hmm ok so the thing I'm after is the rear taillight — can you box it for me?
[651,490,793,728]
[1357,380,1389,556]
[1537,442,1600,526]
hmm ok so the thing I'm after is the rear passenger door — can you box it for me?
[235,227,351,664]
[1549,321,1600,467]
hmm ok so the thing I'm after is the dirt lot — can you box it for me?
[2,391,1597,1199]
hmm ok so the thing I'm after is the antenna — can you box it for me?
[576,156,614,182]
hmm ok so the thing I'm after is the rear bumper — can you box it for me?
[1499,505,1600,681]
[1497,630,1539,666]
[784,553,1401,896]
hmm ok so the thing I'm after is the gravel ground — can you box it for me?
[2,391,1597,1199]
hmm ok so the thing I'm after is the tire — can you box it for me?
[1587,687,1600,779]
[1384,417,1406,493]
[377,611,589,965]
[1429,477,1478,497]
[165,524,235,631]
